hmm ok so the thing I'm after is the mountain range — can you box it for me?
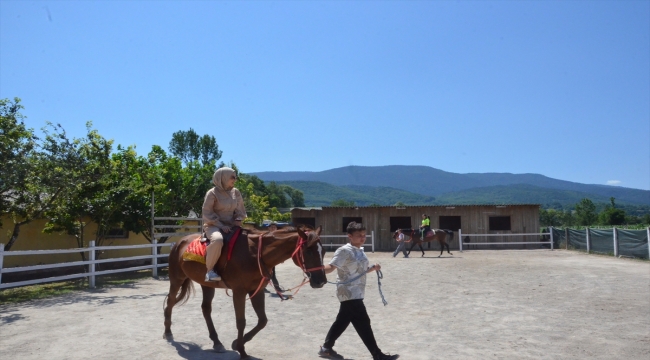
[252,165,650,208]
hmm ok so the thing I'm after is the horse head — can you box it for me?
[295,226,327,288]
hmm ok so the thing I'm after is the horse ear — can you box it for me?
[316,226,322,235]
[297,227,307,240]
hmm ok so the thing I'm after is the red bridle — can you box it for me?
[241,231,325,301]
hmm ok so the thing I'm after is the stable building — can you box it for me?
[291,204,540,251]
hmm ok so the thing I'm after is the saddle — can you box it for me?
[183,227,243,264]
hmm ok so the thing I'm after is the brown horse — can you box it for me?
[393,228,454,257]
[163,226,327,359]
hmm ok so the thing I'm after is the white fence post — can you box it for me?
[89,241,96,289]
[586,228,591,253]
[152,238,158,278]
[647,227,650,260]
[550,227,554,251]
[459,229,463,252]
[613,227,619,257]
[371,231,375,253]
[0,243,4,286]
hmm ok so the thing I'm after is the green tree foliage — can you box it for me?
[168,128,222,166]
[598,197,626,225]
[0,98,37,230]
[331,199,355,207]
[43,123,117,259]
[574,198,598,226]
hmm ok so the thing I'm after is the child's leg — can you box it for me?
[323,301,353,349]
[347,299,382,356]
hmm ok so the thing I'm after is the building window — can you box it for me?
[106,228,129,239]
[342,217,363,232]
[489,216,511,231]
[389,217,412,232]
[293,217,316,229]
[439,216,461,231]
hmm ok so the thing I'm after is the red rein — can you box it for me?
[239,231,324,301]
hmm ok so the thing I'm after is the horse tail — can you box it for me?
[167,239,195,307]
[444,229,454,243]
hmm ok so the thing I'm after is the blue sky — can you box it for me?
[1,1,649,190]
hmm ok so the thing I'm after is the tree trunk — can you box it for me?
[5,220,29,251]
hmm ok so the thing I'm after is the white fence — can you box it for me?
[0,241,174,290]
[459,229,553,252]
[320,231,374,252]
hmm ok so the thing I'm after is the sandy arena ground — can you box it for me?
[1,249,649,360]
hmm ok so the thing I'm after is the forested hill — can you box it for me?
[253,165,650,206]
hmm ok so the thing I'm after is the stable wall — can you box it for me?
[291,205,540,251]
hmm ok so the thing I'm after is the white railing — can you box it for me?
[0,241,174,290]
[320,231,374,252]
[459,229,553,252]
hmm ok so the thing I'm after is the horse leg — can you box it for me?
[439,240,444,257]
[200,286,226,352]
[420,244,425,257]
[163,280,180,340]
[446,241,453,255]
[163,276,191,341]
[241,290,268,345]
[407,242,416,256]
[231,290,249,358]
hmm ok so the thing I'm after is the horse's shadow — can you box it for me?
[168,340,255,360]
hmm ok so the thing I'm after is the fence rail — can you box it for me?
[0,241,174,290]
[319,231,375,252]
[459,230,553,252]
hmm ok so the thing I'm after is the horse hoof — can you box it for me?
[213,343,226,353]
[163,333,173,342]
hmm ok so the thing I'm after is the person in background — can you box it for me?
[419,214,431,240]
[392,229,410,258]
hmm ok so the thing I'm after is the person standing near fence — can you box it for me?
[318,221,399,360]
[392,229,410,258]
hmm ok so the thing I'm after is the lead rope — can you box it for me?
[327,265,388,306]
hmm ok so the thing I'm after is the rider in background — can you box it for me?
[202,167,247,282]
[419,214,431,240]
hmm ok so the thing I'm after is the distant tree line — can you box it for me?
[540,197,650,227]
[0,98,304,252]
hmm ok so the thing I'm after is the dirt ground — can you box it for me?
[1,250,649,360]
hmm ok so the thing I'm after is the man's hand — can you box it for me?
[221,226,231,234]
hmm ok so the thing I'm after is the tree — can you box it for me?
[169,128,222,166]
[43,123,117,260]
[331,199,355,207]
[598,197,626,225]
[0,98,37,229]
[540,208,563,227]
[574,198,598,226]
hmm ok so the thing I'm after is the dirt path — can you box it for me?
[1,250,648,359]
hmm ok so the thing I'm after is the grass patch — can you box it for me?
[0,268,168,305]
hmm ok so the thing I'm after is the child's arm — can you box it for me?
[367,263,381,272]
[323,264,338,274]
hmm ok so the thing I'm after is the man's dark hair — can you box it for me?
[346,221,366,234]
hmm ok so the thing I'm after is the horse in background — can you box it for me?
[164,226,326,359]
[393,228,454,257]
